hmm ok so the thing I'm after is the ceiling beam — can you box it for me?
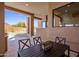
[5,6,34,15]
[5,6,43,20]
[34,16,42,20]
[53,2,73,10]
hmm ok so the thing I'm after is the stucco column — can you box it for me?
[47,3,54,40]
[0,2,6,55]
[28,14,34,36]
[47,3,54,28]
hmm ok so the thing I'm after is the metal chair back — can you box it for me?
[55,36,66,44]
[33,36,42,45]
[18,39,31,50]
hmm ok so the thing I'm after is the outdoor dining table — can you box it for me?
[18,41,70,57]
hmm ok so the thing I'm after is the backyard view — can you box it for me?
[5,10,39,40]
[5,10,28,40]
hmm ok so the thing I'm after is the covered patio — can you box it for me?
[0,2,79,57]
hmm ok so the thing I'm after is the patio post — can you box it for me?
[28,14,34,36]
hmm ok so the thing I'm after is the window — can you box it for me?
[34,18,39,35]
[42,21,46,28]
[34,19,38,28]
[65,24,74,26]
[75,24,79,26]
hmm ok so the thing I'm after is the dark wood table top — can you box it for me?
[18,42,70,57]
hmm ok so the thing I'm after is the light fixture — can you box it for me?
[25,4,29,6]
[67,5,71,7]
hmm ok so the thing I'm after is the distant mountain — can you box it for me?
[5,23,12,26]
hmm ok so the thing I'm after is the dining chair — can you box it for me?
[55,36,66,44]
[55,36,67,57]
[33,36,42,45]
[18,39,31,50]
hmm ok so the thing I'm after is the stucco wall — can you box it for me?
[36,27,79,52]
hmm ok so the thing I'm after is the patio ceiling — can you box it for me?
[5,2,69,18]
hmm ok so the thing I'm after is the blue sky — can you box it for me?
[5,10,38,28]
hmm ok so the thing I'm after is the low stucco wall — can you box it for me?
[36,27,79,52]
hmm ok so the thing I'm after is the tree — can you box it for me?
[12,22,26,27]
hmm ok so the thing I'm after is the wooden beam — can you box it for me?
[31,15,34,35]
[45,15,48,27]
[27,17,29,34]
[5,6,34,15]
[34,16,42,20]
[53,2,73,10]
[5,6,42,19]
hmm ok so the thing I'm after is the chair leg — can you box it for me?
[18,41,20,50]
[29,39,31,46]
[68,46,70,57]
[18,53,20,57]
[77,53,79,57]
